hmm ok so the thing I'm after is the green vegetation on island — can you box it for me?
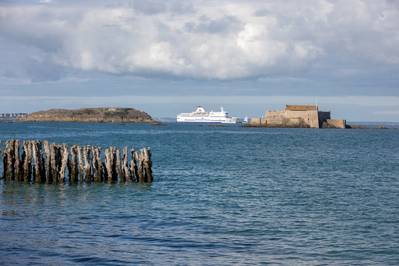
[17,107,158,124]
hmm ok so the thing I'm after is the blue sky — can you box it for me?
[0,0,398,121]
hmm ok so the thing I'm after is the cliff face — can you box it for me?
[17,108,157,123]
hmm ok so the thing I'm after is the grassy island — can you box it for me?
[17,107,158,124]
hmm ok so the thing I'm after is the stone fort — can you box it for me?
[250,105,346,128]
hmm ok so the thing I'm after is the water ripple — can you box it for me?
[1,123,399,265]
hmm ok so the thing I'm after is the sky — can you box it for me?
[0,0,398,121]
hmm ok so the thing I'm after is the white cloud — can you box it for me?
[0,0,399,80]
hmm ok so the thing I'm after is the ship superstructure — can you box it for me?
[177,106,238,124]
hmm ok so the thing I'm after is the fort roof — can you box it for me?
[285,105,318,111]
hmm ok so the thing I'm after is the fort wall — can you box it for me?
[248,105,343,128]
[264,107,323,128]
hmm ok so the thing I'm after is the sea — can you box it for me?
[0,122,399,265]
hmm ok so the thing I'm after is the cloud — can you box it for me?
[0,0,399,81]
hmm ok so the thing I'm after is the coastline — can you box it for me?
[15,107,160,124]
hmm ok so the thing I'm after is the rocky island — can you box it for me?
[248,105,347,128]
[17,107,158,124]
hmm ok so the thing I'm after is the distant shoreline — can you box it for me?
[16,107,159,124]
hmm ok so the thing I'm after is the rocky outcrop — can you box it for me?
[321,119,347,129]
[247,117,310,128]
[17,107,157,124]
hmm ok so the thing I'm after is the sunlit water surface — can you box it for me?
[1,122,399,265]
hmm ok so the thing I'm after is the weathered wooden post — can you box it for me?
[1,141,6,180]
[105,148,113,182]
[2,142,6,180]
[102,161,107,181]
[69,145,79,182]
[115,147,122,181]
[122,146,130,182]
[32,141,44,183]
[31,141,38,182]
[2,140,154,184]
[3,140,10,181]
[130,149,138,182]
[14,140,21,181]
[56,145,62,181]
[77,145,84,182]
[87,146,92,182]
[3,140,14,181]
[82,146,87,182]
[91,146,97,182]
[136,150,144,183]
[50,144,59,182]
[142,148,153,183]
[83,146,92,182]
[43,141,52,183]
[92,146,103,182]
[22,140,32,182]
[111,146,118,182]
[9,140,16,181]
[97,147,104,182]
[105,146,117,182]
[67,147,72,182]
[59,144,69,183]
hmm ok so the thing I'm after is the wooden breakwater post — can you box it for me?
[0,140,153,184]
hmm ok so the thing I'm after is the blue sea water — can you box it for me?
[0,122,399,265]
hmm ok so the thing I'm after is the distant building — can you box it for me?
[265,105,330,128]
[0,113,27,120]
[249,105,346,128]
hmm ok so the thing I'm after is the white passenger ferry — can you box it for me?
[177,106,239,124]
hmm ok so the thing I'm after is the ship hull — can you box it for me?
[176,117,238,124]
